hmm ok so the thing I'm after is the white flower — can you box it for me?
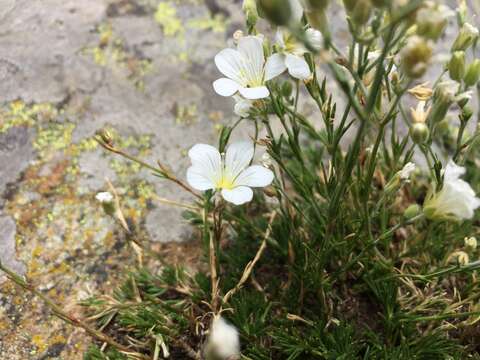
[206,316,240,359]
[399,162,416,181]
[95,192,113,203]
[424,160,480,221]
[213,36,285,100]
[270,29,312,80]
[186,141,274,205]
[233,95,253,118]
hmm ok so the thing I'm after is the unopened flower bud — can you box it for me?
[400,36,433,78]
[416,3,453,40]
[452,23,479,52]
[305,0,329,10]
[243,0,259,28]
[306,28,323,51]
[464,236,477,251]
[448,51,466,82]
[350,0,372,26]
[371,0,388,8]
[256,0,292,26]
[96,128,114,146]
[436,119,450,136]
[404,204,422,220]
[410,122,429,144]
[429,81,456,124]
[305,8,328,34]
[464,59,480,87]
[96,192,115,215]
[343,0,355,12]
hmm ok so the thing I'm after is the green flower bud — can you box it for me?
[306,0,329,10]
[448,51,466,82]
[96,128,115,146]
[436,118,450,136]
[256,0,292,26]
[452,22,479,52]
[371,0,388,8]
[243,0,259,28]
[305,9,329,35]
[343,0,355,12]
[429,81,456,124]
[410,122,430,144]
[416,3,453,40]
[464,59,480,87]
[400,36,433,78]
[351,0,372,26]
[404,204,422,220]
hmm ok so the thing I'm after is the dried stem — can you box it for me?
[222,211,277,305]
[96,139,202,200]
[0,261,151,360]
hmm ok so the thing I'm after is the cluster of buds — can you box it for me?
[448,50,480,87]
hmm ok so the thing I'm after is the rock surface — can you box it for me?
[0,0,472,358]
[0,0,242,357]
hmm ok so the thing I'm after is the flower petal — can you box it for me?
[221,186,253,205]
[214,48,245,84]
[264,53,287,81]
[234,165,274,187]
[225,141,254,179]
[187,166,216,191]
[187,144,221,187]
[285,54,311,80]
[443,160,465,181]
[238,86,269,99]
[237,36,265,75]
[213,78,240,97]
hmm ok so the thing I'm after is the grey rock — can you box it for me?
[0,215,26,282]
[0,127,36,206]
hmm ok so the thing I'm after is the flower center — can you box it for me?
[216,175,235,190]
[215,168,236,190]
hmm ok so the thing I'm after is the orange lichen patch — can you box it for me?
[37,160,70,195]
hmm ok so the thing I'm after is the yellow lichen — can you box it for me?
[32,334,48,353]
[154,2,183,36]
[187,14,227,33]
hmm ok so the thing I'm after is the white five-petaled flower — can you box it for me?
[424,160,480,221]
[186,141,274,205]
[270,29,312,80]
[399,162,416,181]
[213,36,285,100]
[206,316,240,360]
